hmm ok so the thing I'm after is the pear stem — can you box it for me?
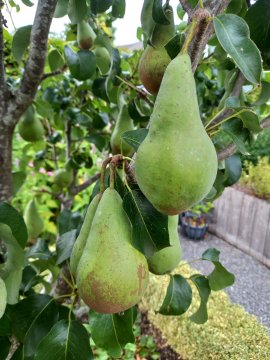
[100,157,113,193]
[110,163,115,189]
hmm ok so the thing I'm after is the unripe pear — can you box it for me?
[77,20,96,50]
[148,216,182,275]
[70,194,101,276]
[139,5,175,95]
[135,53,218,215]
[76,188,149,314]
[94,46,111,74]
[53,168,73,189]
[18,106,45,142]
[110,104,135,156]
[24,199,44,240]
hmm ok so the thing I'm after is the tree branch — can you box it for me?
[0,3,7,103]
[71,173,100,196]
[41,65,67,81]
[217,114,270,160]
[4,0,57,127]
[179,0,193,17]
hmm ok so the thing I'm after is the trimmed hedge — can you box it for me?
[140,263,270,360]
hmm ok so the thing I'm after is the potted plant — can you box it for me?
[180,201,214,240]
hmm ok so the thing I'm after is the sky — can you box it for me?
[3,0,181,46]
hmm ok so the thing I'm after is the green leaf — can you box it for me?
[56,230,77,265]
[0,202,27,249]
[214,14,262,84]
[91,0,112,14]
[123,187,170,257]
[67,0,88,24]
[112,0,126,18]
[201,248,235,291]
[10,294,59,358]
[0,278,7,319]
[21,0,34,6]
[35,320,93,360]
[245,0,270,64]
[54,0,69,18]
[152,0,170,25]
[87,134,107,151]
[165,34,183,60]
[140,0,155,40]
[127,99,150,124]
[89,308,135,358]
[0,313,12,336]
[225,107,262,133]
[48,49,65,72]
[12,25,32,63]
[92,78,110,102]
[223,154,242,186]
[35,99,54,119]
[159,275,192,316]
[27,239,52,260]
[12,171,26,196]
[221,118,249,155]
[189,275,211,324]
[0,336,11,360]
[64,46,96,81]
[121,128,148,151]
[187,0,198,8]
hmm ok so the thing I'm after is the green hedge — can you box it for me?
[140,264,270,360]
[242,127,270,165]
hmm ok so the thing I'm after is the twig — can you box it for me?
[65,120,72,161]
[71,172,100,196]
[45,119,58,169]
[179,0,193,17]
[41,65,67,81]
[115,75,154,107]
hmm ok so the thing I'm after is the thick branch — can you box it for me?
[71,173,100,196]
[4,0,57,127]
[217,114,270,160]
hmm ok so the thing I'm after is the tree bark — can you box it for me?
[0,121,14,201]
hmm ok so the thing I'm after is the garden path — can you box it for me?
[180,231,270,331]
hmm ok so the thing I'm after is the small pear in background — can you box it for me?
[148,215,182,275]
[70,194,101,277]
[53,162,73,190]
[24,199,44,241]
[18,106,45,142]
[76,188,149,314]
[110,103,135,156]
[94,46,111,74]
[77,20,96,50]
[139,5,175,95]
[135,53,218,215]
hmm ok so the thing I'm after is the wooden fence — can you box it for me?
[209,187,270,268]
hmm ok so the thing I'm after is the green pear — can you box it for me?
[70,194,101,276]
[110,104,135,156]
[76,188,149,314]
[148,216,182,275]
[77,20,96,50]
[94,46,111,74]
[135,53,218,215]
[18,106,45,142]
[24,199,44,240]
[139,5,175,95]
[53,167,73,189]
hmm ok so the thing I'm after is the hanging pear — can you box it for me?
[70,194,101,276]
[148,216,182,275]
[76,188,149,314]
[18,106,45,142]
[139,5,175,95]
[135,53,218,215]
[110,104,135,156]
[77,20,96,50]
[94,46,111,74]
[24,199,44,240]
[53,163,73,189]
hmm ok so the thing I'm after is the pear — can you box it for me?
[70,194,101,276]
[24,199,44,240]
[53,166,73,189]
[18,106,45,142]
[77,20,96,50]
[94,46,111,74]
[110,104,135,156]
[148,216,182,275]
[135,53,218,215]
[139,5,175,95]
[76,188,149,314]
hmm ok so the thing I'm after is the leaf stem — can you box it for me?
[206,109,246,131]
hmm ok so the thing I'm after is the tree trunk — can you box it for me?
[0,121,14,201]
